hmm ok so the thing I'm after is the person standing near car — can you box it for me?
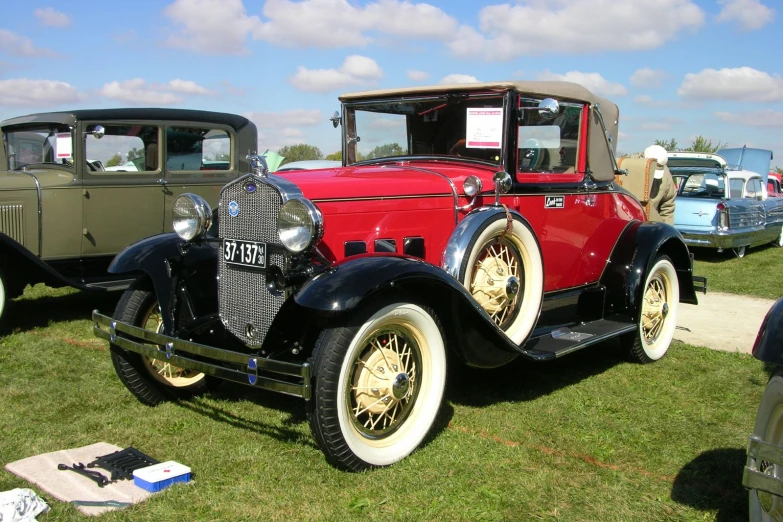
[643,144,677,225]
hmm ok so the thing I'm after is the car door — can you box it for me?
[81,121,165,256]
[161,124,238,231]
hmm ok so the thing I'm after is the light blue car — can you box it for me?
[670,147,783,258]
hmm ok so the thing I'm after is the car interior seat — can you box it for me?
[145,143,158,171]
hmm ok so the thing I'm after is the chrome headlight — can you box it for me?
[463,175,482,198]
[278,198,323,253]
[173,193,212,241]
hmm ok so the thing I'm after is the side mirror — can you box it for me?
[492,171,512,206]
[88,125,105,140]
[330,111,341,128]
[538,98,559,120]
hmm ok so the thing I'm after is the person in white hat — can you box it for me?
[643,145,677,225]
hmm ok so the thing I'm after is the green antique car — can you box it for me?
[0,108,257,323]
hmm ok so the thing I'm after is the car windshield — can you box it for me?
[344,93,505,166]
[3,125,74,170]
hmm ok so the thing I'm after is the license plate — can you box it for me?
[223,238,267,268]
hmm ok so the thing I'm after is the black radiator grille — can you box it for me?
[218,179,287,347]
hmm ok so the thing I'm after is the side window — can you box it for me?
[86,124,160,173]
[746,178,762,199]
[729,179,744,198]
[166,127,231,171]
[518,98,581,174]
[4,125,74,169]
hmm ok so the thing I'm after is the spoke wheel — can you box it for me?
[137,301,205,388]
[623,256,679,363]
[308,301,446,471]
[110,280,212,406]
[458,214,543,345]
[469,238,523,330]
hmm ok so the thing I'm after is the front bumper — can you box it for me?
[743,435,783,498]
[678,226,758,249]
[92,311,311,400]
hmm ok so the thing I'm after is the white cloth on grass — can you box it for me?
[0,489,49,522]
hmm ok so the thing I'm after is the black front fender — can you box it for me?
[600,221,698,321]
[294,254,521,368]
[109,233,218,333]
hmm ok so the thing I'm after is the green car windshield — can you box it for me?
[4,125,74,170]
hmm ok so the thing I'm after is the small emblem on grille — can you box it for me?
[228,200,240,217]
[244,182,257,193]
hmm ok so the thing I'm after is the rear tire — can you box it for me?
[622,256,679,363]
[0,267,7,326]
[110,281,210,406]
[308,301,446,471]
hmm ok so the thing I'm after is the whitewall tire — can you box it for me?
[623,256,679,363]
[458,215,543,344]
[750,370,783,521]
[308,301,446,471]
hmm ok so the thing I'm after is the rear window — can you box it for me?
[677,173,726,198]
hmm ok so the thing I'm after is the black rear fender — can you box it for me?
[292,254,520,368]
[600,221,698,321]
[109,233,218,334]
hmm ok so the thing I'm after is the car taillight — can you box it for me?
[717,203,729,229]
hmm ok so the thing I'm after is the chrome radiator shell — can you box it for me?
[217,174,302,348]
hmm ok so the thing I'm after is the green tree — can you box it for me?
[773,167,782,175]
[127,147,144,162]
[105,153,122,167]
[687,135,727,154]
[277,144,323,165]
[655,138,678,151]
[366,143,404,159]
[325,150,342,161]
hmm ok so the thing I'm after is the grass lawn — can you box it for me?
[0,287,766,521]
[692,243,783,299]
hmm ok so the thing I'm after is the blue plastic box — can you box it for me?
[133,461,191,492]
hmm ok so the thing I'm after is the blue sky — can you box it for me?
[0,0,780,168]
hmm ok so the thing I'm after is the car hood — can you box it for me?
[275,161,496,201]
[718,148,773,183]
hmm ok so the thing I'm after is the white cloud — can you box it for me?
[221,81,246,96]
[637,122,673,131]
[678,67,783,102]
[716,0,775,30]
[162,79,215,95]
[537,70,628,97]
[99,79,183,105]
[34,7,72,28]
[0,78,83,107]
[630,68,667,88]
[253,0,459,48]
[715,110,783,127]
[634,95,670,107]
[289,55,382,93]
[449,0,704,60]
[407,69,430,82]
[0,29,56,57]
[440,74,480,84]
[164,0,262,55]
[244,109,324,128]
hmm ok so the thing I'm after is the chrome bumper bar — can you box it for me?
[92,311,311,400]
[743,435,783,497]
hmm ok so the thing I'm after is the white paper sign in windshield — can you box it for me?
[55,132,73,159]
[466,108,503,148]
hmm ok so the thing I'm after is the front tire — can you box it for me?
[308,301,447,471]
[110,281,209,406]
[750,370,783,521]
[622,256,679,363]
[0,267,7,325]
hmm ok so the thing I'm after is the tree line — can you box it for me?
[276,143,404,165]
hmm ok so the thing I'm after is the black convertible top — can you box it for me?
[1,108,252,131]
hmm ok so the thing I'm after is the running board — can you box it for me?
[82,278,136,291]
[520,318,637,361]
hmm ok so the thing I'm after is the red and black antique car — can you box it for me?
[93,81,699,471]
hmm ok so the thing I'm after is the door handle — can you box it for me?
[156,179,167,185]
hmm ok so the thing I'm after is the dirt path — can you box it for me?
[674,291,776,354]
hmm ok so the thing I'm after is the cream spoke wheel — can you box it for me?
[348,328,422,439]
[623,256,679,363]
[468,238,523,330]
[139,300,205,388]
